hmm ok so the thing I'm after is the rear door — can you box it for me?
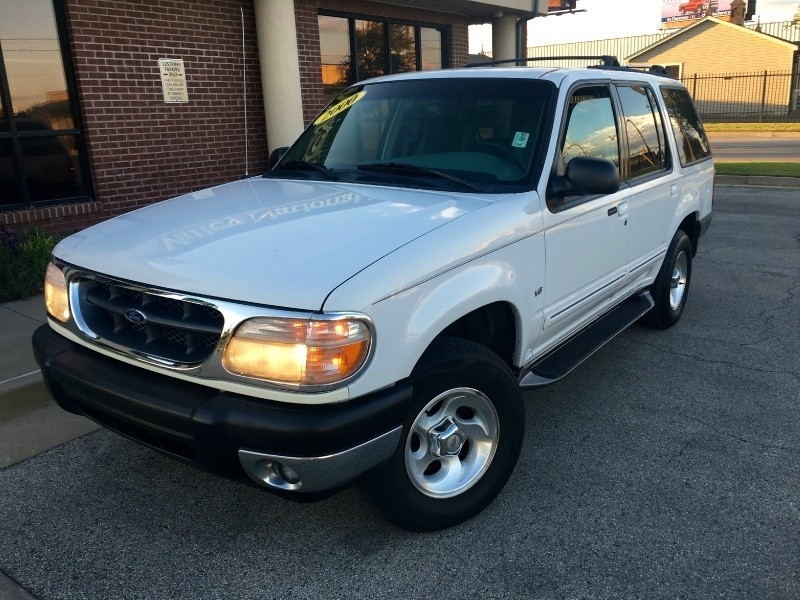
[614,83,676,282]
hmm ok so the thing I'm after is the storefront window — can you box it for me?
[420,28,442,71]
[319,15,350,102]
[318,14,446,103]
[0,0,90,209]
[389,24,416,74]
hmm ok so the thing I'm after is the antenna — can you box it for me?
[241,6,249,176]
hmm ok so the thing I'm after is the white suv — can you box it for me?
[34,63,714,531]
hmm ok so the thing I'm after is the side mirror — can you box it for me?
[269,146,289,169]
[549,156,620,199]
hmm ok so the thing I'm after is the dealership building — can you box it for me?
[0,0,557,236]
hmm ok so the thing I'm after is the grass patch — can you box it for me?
[715,162,800,177]
[0,225,56,302]
[705,122,800,133]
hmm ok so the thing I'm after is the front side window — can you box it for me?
[662,87,711,167]
[0,0,91,210]
[617,85,669,179]
[272,78,555,193]
[560,86,619,172]
[318,14,446,104]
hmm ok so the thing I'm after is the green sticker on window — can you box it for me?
[512,132,530,148]
[314,91,366,125]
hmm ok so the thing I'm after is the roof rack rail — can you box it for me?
[464,55,620,68]
[586,64,671,77]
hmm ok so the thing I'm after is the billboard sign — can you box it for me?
[661,0,731,28]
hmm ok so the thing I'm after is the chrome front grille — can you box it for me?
[75,277,225,365]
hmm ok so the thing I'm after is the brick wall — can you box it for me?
[2,0,268,237]
[295,0,469,125]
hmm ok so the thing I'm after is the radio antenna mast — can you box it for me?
[241,6,249,176]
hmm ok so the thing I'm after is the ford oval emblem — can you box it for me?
[125,309,147,325]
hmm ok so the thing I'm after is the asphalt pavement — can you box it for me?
[0,186,798,599]
[708,131,800,162]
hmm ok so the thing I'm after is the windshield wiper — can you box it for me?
[268,160,339,181]
[356,162,482,192]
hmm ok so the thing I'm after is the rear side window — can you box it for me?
[661,87,711,167]
[561,86,619,172]
[617,85,669,179]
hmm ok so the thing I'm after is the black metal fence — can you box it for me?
[681,70,800,122]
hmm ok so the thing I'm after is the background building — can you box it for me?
[0,0,542,236]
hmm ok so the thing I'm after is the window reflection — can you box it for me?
[0,0,74,130]
[562,87,619,169]
[389,24,415,74]
[420,28,442,71]
[319,15,350,103]
[355,20,386,81]
[0,140,23,206]
[20,134,83,202]
[317,16,445,105]
[618,86,666,178]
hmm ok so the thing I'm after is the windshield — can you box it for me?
[274,77,555,193]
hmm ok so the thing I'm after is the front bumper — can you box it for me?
[32,324,411,493]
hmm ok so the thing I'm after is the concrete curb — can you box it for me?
[715,175,800,188]
[0,372,48,420]
[0,369,100,470]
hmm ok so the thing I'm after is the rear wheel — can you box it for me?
[365,337,524,531]
[644,229,693,329]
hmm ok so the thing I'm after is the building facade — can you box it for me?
[1,0,541,235]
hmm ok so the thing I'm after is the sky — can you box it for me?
[468,0,799,53]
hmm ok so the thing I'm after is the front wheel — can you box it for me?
[643,229,693,329]
[365,337,524,531]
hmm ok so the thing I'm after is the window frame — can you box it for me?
[0,0,93,212]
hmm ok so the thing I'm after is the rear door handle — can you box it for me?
[670,184,678,196]
[617,202,628,217]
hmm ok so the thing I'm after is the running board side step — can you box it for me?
[519,292,654,388]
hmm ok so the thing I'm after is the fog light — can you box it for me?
[276,462,301,486]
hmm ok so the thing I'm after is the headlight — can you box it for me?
[222,317,371,388]
[44,262,70,323]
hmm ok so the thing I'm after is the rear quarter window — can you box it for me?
[661,87,711,167]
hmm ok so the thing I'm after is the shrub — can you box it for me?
[0,225,56,302]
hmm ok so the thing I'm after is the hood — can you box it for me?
[54,178,491,310]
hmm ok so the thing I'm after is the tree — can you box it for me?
[338,22,416,86]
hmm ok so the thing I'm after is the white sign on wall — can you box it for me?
[158,58,188,103]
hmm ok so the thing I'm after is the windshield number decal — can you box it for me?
[314,91,366,125]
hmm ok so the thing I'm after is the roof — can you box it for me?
[359,65,687,89]
[626,16,799,62]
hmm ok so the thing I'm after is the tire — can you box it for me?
[643,229,693,329]
[364,337,524,532]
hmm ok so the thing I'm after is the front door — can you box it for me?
[542,84,630,335]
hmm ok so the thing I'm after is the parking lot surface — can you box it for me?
[0,186,798,599]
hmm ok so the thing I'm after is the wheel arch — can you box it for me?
[678,211,701,257]
[419,301,520,373]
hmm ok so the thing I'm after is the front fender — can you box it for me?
[324,191,546,401]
